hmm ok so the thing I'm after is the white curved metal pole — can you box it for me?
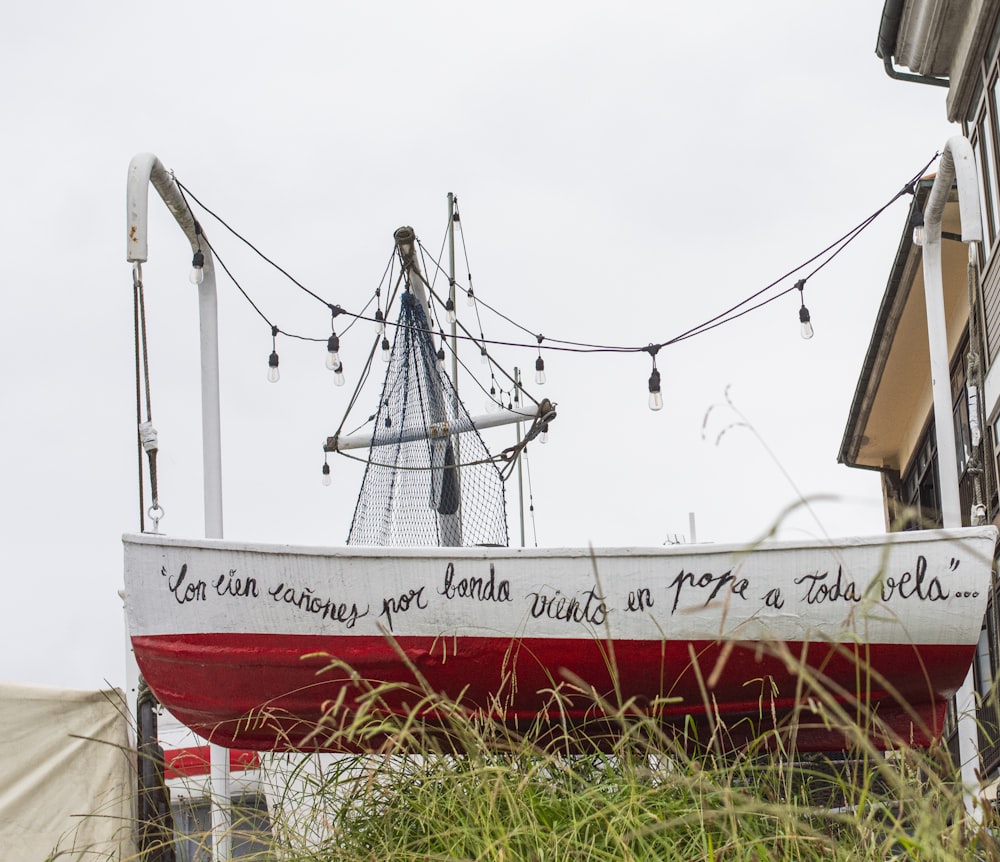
[126,153,224,539]
[921,134,984,817]
[126,153,230,860]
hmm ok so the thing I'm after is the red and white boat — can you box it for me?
[124,526,998,751]
[123,153,998,756]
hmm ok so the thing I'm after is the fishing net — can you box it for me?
[346,291,509,547]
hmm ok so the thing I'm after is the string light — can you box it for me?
[326,332,341,371]
[171,153,939,410]
[333,361,345,386]
[480,343,489,365]
[911,209,925,247]
[648,369,663,411]
[189,249,205,285]
[540,421,549,444]
[189,220,205,284]
[795,279,814,340]
[445,297,457,324]
[534,335,546,385]
[466,287,475,307]
[645,345,663,411]
[267,325,280,383]
[321,460,331,486]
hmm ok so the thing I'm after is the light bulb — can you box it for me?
[437,346,446,367]
[322,462,331,486]
[381,336,391,362]
[648,368,663,411]
[911,209,925,248]
[189,249,205,285]
[540,422,549,444]
[535,356,546,385]
[799,306,814,340]
[487,386,498,413]
[333,362,345,386]
[466,288,475,307]
[481,344,489,365]
[375,309,385,335]
[267,351,280,383]
[445,298,457,324]
[326,334,341,370]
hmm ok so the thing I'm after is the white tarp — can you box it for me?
[0,681,136,860]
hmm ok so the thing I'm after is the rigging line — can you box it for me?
[332,269,407,439]
[443,329,541,411]
[451,200,496,363]
[418,264,646,358]
[135,268,160,514]
[333,446,509,472]
[132,269,146,534]
[174,178,333,310]
[341,250,396,337]
[524,442,538,547]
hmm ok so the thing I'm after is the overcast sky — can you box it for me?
[0,2,959,693]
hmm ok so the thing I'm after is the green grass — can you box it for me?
[254,642,1000,862]
[47,638,1000,861]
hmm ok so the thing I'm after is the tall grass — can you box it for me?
[252,639,1000,862]
[46,639,1000,861]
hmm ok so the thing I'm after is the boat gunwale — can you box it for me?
[122,525,999,561]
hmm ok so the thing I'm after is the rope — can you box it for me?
[131,263,163,532]
[524,437,538,547]
[132,265,146,533]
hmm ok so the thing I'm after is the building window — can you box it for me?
[977,625,994,699]
[901,426,942,530]
[899,340,982,529]
[171,793,272,862]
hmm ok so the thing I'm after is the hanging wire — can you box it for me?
[170,152,941,365]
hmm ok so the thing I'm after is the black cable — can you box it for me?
[171,151,940,360]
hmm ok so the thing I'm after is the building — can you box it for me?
[842,0,1000,775]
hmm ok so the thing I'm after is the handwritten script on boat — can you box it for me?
[124,529,997,645]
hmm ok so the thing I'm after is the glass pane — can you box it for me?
[954,392,971,475]
[978,626,994,698]
[983,96,1000,244]
[972,131,996,252]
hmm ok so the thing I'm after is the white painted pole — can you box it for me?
[127,154,231,860]
[921,135,984,818]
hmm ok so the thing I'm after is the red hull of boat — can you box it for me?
[132,632,966,752]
